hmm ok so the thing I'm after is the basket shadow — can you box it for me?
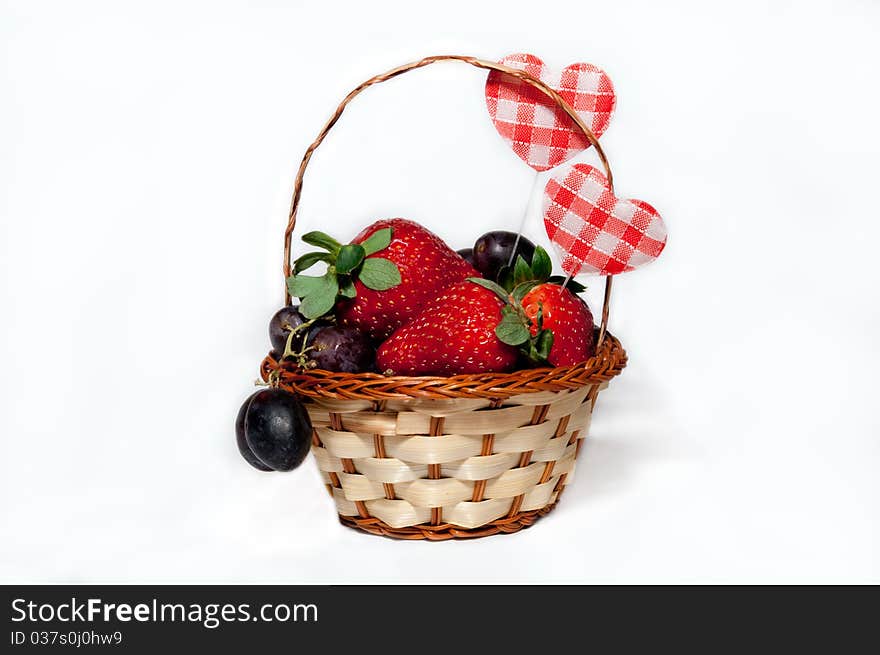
[557,377,686,508]
[562,435,651,505]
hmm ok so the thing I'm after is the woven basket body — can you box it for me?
[267,56,628,539]
[262,333,625,539]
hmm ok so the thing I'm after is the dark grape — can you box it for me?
[472,231,536,281]
[457,247,476,267]
[244,388,312,472]
[235,392,273,471]
[269,305,306,355]
[304,319,333,348]
[307,325,375,373]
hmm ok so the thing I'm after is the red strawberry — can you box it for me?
[377,280,519,376]
[338,219,478,340]
[520,283,595,367]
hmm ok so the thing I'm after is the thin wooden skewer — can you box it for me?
[507,170,540,267]
[596,276,613,348]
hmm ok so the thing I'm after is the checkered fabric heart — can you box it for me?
[485,53,616,171]
[543,163,667,277]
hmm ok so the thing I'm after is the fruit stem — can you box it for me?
[281,317,327,369]
[281,325,303,361]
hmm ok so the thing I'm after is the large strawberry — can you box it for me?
[377,280,519,376]
[286,218,477,340]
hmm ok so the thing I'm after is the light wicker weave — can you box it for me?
[263,55,628,540]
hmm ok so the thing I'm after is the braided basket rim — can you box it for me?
[261,332,626,401]
[338,499,561,540]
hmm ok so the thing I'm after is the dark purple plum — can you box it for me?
[307,325,375,373]
[457,247,476,267]
[235,392,273,471]
[244,388,312,472]
[269,305,306,355]
[472,231,536,281]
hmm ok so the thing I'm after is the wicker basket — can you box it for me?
[261,55,627,540]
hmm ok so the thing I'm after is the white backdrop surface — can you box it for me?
[1,0,878,583]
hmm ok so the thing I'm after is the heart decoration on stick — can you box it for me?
[543,163,667,277]
[485,53,616,171]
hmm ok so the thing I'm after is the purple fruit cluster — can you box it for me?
[268,306,376,373]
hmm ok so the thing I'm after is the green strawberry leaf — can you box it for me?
[300,292,337,319]
[495,306,531,346]
[298,273,339,319]
[525,345,551,367]
[287,274,327,299]
[513,255,532,285]
[338,276,357,298]
[530,246,552,281]
[535,329,554,360]
[512,281,538,304]
[336,244,365,275]
[359,257,401,291]
[497,265,515,292]
[360,227,393,256]
[302,231,342,254]
[468,277,510,302]
[293,251,332,274]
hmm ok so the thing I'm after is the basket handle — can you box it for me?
[283,54,615,347]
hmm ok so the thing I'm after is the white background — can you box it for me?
[2,0,879,583]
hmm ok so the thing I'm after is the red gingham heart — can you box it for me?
[485,53,616,171]
[543,163,667,277]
